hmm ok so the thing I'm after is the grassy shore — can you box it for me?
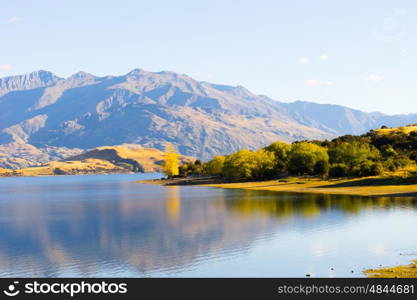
[364,260,417,278]
[139,175,417,198]
[202,176,417,197]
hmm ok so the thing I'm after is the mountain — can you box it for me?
[0,70,59,97]
[1,68,417,168]
[279,101,417,136]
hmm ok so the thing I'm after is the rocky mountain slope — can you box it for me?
[1,69,417,168]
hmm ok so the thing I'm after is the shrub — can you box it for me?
[370,162,384,176]
[329,163,349,177]
[53,168,65,175]
[178,164,189,177]
[351,160,383,177]
[314,159,329,178]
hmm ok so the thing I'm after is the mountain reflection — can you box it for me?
[0,176,416,277]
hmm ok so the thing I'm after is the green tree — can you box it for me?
[288,142,329,176]
[264,141,291,174]
[178,164,189,177]
[223,149,276,180]
[327,141,382,177]
[329,163,349,177]
[205,155,226,176]
[328,141,380,167]
[351,160,383,177]
[314,159,330,178]
[223,150,258,180]
[251,149,276,179]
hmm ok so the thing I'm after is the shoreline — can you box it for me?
[138,175,417,198]
[364,260,417,278]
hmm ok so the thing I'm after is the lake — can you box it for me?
[0,173,416,277]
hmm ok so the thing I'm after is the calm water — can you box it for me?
[0,173,416,277]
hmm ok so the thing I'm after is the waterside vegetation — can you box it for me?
[179,125,417,181]
[151,125,417,198]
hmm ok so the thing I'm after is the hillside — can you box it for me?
[1,69,417,168]
[0,140,83,169]
[374,124,417,135]
[0,144,193,176]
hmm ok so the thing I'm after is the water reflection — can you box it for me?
[225,189,417,218]
[165,186,181,222]
[0,175,416,277]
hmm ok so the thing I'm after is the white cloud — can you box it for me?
[305,79,333,87]
[6,17,21,24]
[298,57,309,64]
[364,75,384,83]
[318,54,329,61]
[0,64,13,72]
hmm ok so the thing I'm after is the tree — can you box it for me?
[314,159,329,178]
[163,144,179,178]
[328,141,380,167]
[351,160,383,177]
[264,141,291,174]
[288,142,329,176]
[223,150,257,180]
[327,141,381,177]
[205,155,226,176]
[178,164,189,177]
[222,149,276,180]
[329,163,349,178]
[251,149,276,179]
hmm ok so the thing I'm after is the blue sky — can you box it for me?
[1,0,416,114]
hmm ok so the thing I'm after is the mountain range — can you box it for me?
[1,69,417,168]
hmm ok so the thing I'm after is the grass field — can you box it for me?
[375,125,417,135]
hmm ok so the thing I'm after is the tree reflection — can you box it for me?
[225,189,417,219]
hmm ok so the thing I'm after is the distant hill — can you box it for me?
[374,124,417,136]
[0,144,193,176]
[0,141,83,169]
[1,68,417,168]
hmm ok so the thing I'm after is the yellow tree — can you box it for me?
[163,144,179,178]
